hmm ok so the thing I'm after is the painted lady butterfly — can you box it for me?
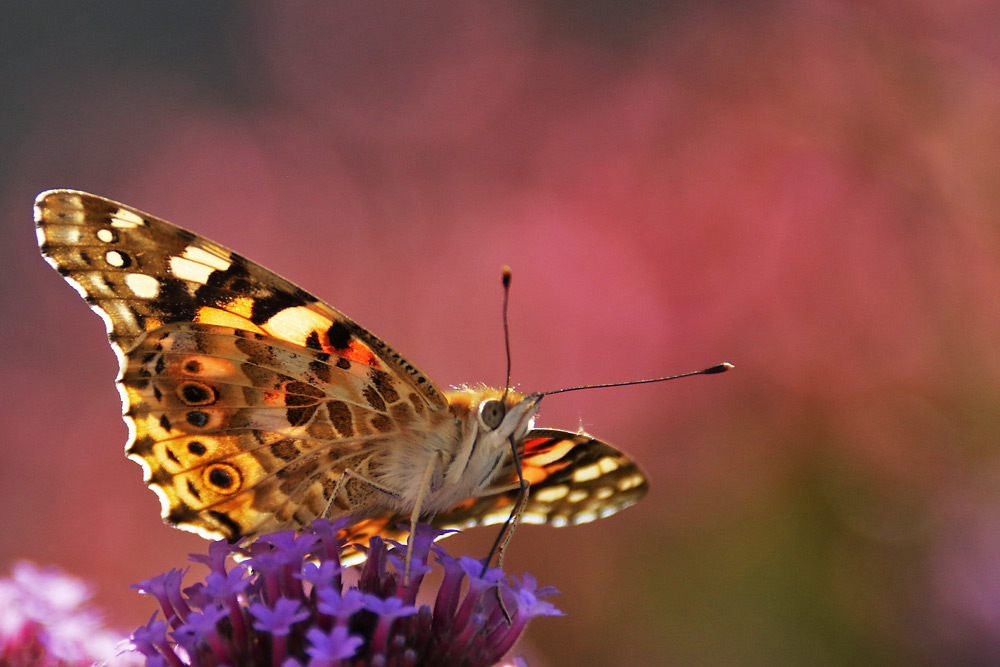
[35,190,714,563]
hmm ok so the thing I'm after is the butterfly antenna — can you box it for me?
[500,266,513,401]
[539,362,734,397]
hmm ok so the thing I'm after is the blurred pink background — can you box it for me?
[4,2,1000,664]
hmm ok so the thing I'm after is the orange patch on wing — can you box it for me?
[338,339,378,367]
[223,296,255,319]
[522,465,554,485]
[195,306,265,333]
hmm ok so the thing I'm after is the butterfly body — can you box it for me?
[35,190,648,555]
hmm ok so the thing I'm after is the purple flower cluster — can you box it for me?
[0,560,139,667]
[130,521,561,666]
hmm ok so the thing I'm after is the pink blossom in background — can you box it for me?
[0,561,138,666]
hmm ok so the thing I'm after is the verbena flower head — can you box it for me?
[129,521,561,666]
[0,560,139,667]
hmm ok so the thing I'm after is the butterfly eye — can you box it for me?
[479,399,506,430]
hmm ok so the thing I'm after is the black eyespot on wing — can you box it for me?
[186,411,209,427]
[209,467,233,488]
[204,463,242,495]
[178,381,216,405]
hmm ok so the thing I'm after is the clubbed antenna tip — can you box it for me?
[703,362,734,374]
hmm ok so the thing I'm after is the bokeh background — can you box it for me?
[3,2,1000,664]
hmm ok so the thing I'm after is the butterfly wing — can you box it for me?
[35,189,449,540]
[431,428,649,531]
[320,429,648,563]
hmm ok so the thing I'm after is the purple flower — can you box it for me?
[304,626,364,664]
[316,588,366,623]
[0,560,141,666]
[129,520,561,665]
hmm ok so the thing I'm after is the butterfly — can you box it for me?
[35,189,656,564]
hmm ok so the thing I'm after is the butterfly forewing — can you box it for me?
[35,190,445,405]
[35,190,449,540]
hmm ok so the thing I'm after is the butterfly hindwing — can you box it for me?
[122,322,445,540]
[35,190,449,539]
[432,428,649,531]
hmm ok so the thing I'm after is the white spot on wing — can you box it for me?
[533,485,569,503]
[110,208,144,228]
[182,245,231,271]
[126,273,160,298]
[597,457,620,474]
[105,250,126,267]
[617,473,644,491]
[482,511,510,526]
[520,512,548,525]
[97,229,115,243]
[170,256,215,284]
[572,463,600,483]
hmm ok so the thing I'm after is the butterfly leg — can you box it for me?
[483,435,530,576]
[482,435,530,623]
[403,449,448,585]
